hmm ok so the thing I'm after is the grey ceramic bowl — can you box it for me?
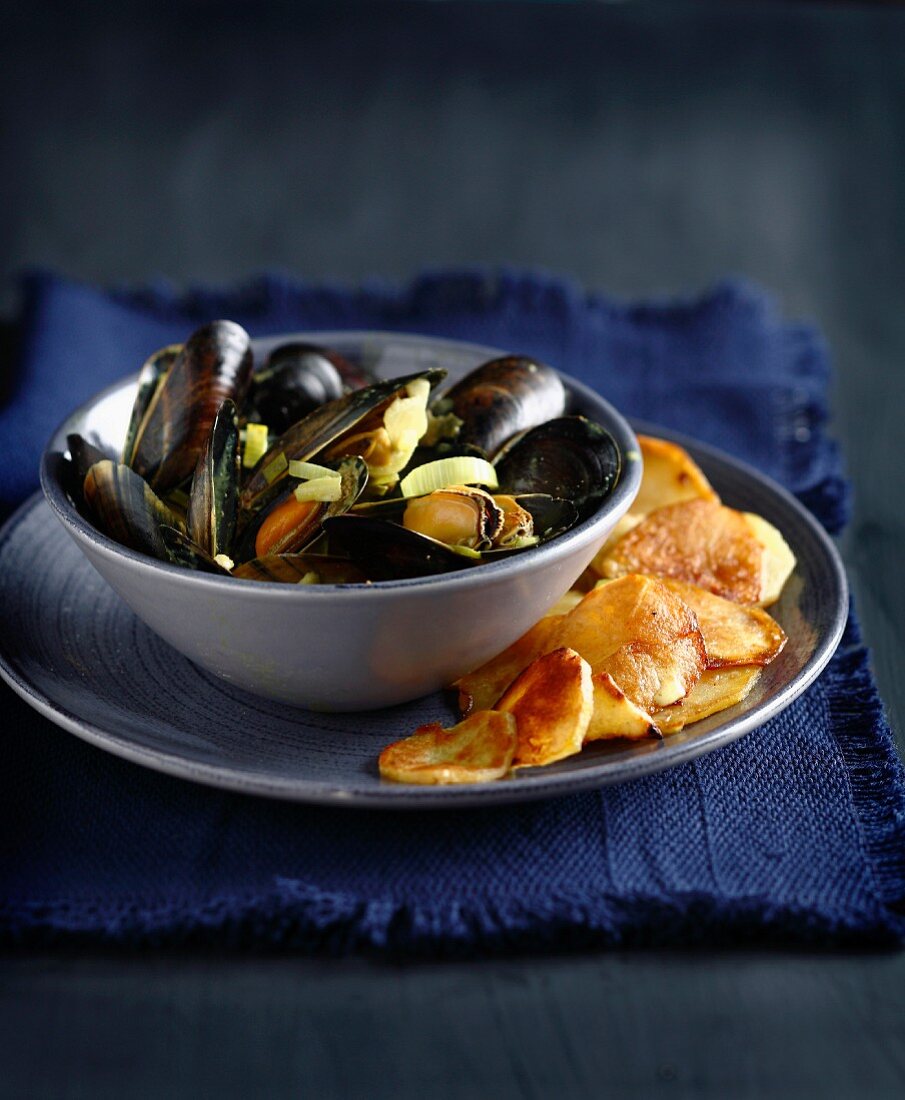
[40,331,641,710]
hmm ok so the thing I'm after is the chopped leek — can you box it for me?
[293,475,343,503]
[243,423,269,469]
[262,451,288,484]
[400,456,498,498]
[288,459,337,480]
[297,571,320,585]
[214,554,235,571]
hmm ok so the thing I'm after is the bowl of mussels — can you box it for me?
[41,323,641,710]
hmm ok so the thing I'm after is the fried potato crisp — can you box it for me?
[496,648,593,767]
[596,499,768,604]
[744,512,796,606]
[658,578,786,668]
[378,710,516,784]
[653,666,762,733]
[455,574,706,715]
[593,434,719,565]
[631,434,719,517]
[585,671,660,742]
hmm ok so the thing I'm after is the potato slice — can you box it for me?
[653,666,762,732]
[455,574,706,716]
[585,671,660,742]
[456,615,561,714]
[744,512,796,607]
[496,647,594,767]
[631,434,719,516]
[378,710,517,785]
[593,435,719,566]
[597,499,767,604]
[658,578,787,668]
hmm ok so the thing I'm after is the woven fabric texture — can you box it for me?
[0,269,902,951]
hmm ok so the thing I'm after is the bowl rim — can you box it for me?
[40,329,641,598]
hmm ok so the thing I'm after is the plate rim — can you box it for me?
[0,420,849,808]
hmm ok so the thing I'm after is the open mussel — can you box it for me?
[494,416,621,518]
[128,320,254,495]
[232,553,367,585]
[245,343,349,434]
[235,456,368,561]
[239,368,445,515]
[433,355,566,457]
[323,514,480,580]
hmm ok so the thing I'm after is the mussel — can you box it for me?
[129,321,254,495]
[186,399,240,559]
[432,355,566,457]
[494,416,621,518]
[239,368,445,515]
[245,343,349,434]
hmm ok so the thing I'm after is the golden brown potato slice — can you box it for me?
[592,435,719,566]
[597,499,767,604]
[658,578,787,668]
[631,435,719,516]
[653,666,762,733]
[455,615,561,714]
[455,574,706,717]
[378,710,517,784]
[744,512,796,607]
[496,647,594,767]
[585,671,660,742]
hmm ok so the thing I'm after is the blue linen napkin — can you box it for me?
[1,269,903,950]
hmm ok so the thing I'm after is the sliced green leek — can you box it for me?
[243,423,269,469]
[262,451,288,484]
[293,474,343,502]
[214,553,235,571]
[288,459,337,480]
[400,456,498,498]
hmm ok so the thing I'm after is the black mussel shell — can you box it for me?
[158,526,232,574]
[434,355,566,457]
[234,456,368,562]
[232,553,367,585]
[245,343,347,433]
[129,321,254,495]
[322,515,479,581]
[494,416,621,518]
[239,368,445,515]
[82,459,186,562]
[122,344,181,465]
[514,494,578,541]
[187,399,240,559]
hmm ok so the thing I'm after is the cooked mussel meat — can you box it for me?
[129,321,254,494]
[232,553,367,585]
[236,455,368,561]
[402,486,504,551]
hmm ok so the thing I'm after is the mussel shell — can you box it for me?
[159,526,232,574]
[494,416,621,517]
[122,344,181,465]
[82,459,186,562]
[239,368,445,516]
[235,456,369,561]
[434,355,566,457]
[515,494,578,540]
[232,553,367,585]
[245,343,347,433]
[186,399,240,559]
[129,320,254,495]
[322,515,479,580]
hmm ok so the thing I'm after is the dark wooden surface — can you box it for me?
[2,2,904,1097]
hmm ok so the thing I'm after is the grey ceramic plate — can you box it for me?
[0,426,847,808]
